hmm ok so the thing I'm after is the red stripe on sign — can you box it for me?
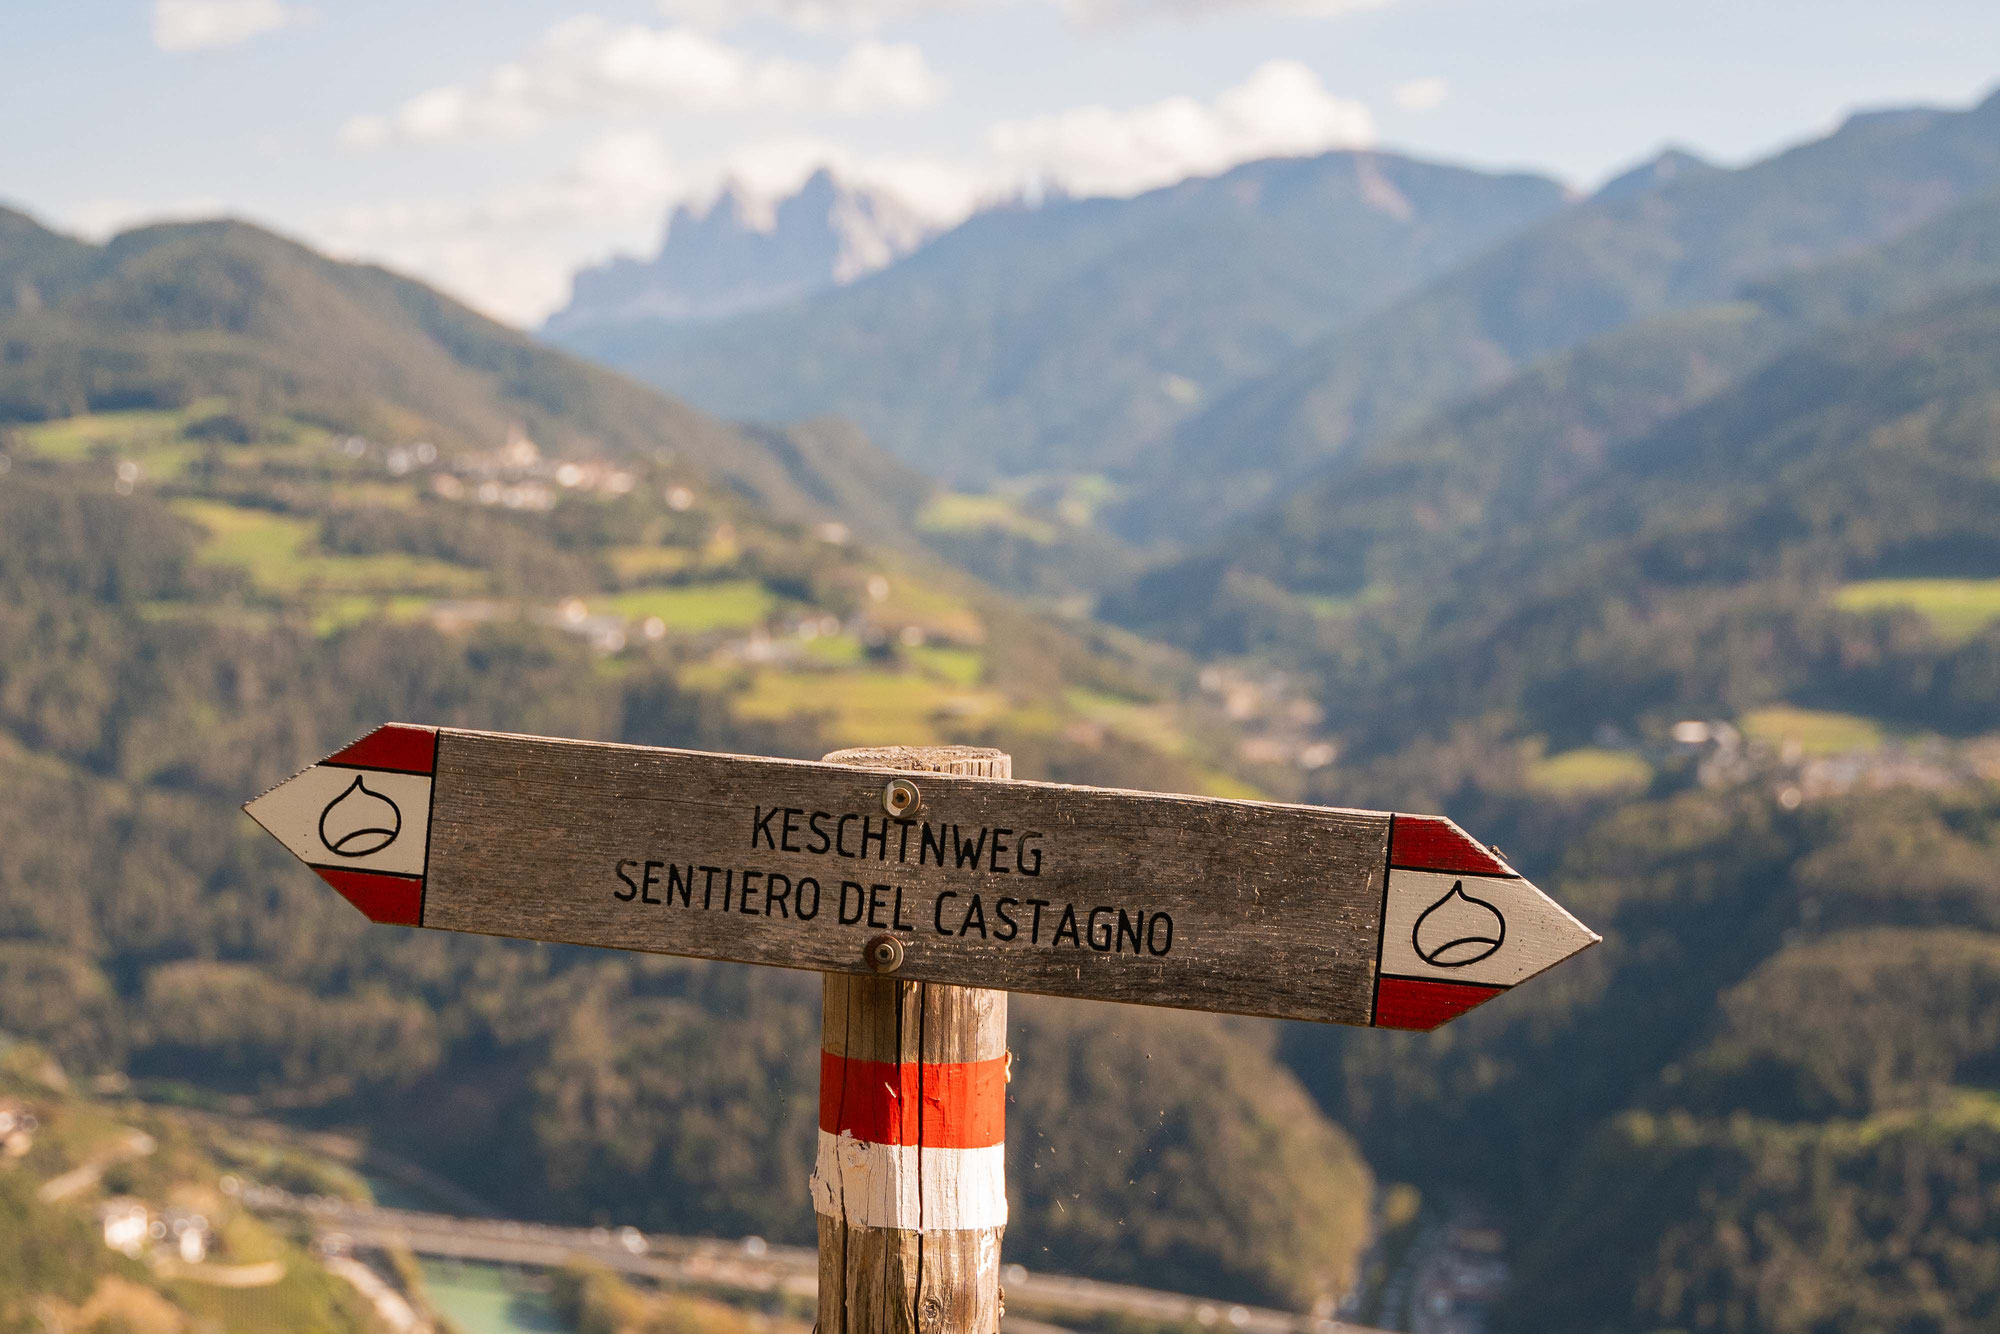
[819,1051,1006,1149]
[314,867,424,927]
[324,724,437,775]
[1373,975,1505,1031]
[1390,815,1514,877]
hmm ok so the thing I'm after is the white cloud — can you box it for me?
[341,18,943,148]
[320,58,1377,324]
[658,0,972,28]
[152,0,304,52]
[658,0,1396,28]
[1393,76,1449,111]
[317,130,685,324]
[988,59,1373,197]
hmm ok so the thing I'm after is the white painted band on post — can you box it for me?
[808,1131,1008,1231]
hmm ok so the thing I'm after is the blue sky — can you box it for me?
[4,0,1997,323]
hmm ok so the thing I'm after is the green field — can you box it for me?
[172,499,486,601]
[731,666,1006,746]
[1739,705,1888,756]
[1835,577,2000,642]
[603,579,777,632]
[1526,746,1653,795]
[917,491,1058,544]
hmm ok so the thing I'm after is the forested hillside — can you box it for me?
[0,209,1372,1308]
[1117,89,2000,539]
[1110,202,2000,1330]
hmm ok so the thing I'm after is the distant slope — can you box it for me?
[1119,88,2000,539]
[0,208,917,538]
[554,151,1569,483]
[1109,187,2000,658]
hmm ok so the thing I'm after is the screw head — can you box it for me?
[882,777,921,817]
[865,934,905,973]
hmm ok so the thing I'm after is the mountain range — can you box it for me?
[552,150,1572,484]
[546,169,940,333]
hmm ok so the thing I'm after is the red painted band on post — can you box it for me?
[1372,975,1505,1031]
[324,724,438,775]
[1389,815,1514,878]
[818,1051,1007,1149]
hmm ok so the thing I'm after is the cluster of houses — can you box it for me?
[0,1100,35,1159]
[98,1198,215,1264]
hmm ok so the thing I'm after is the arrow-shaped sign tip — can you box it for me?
[1371,815,1599,1032]
[244,725,439,927]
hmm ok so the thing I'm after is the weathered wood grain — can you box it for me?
[817,748,1008,1334]
[421,729,1390,1026]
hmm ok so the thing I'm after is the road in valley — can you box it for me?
[242,1186,1390,1334]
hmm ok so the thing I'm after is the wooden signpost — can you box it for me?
[247,723,1599,1332]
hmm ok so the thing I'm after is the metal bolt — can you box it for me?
[864,934,905,973]
[882,777,921,817]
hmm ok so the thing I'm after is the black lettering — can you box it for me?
[934,891,957,935]
[989,829,1011,874]
[614,860,640,901]
[953,825,987,870]
[781,808,803,853]
[1018,833,1044,877]
[1147,913,1173,956]
[920,822,948,868]
[721,868,735,912]
[867,883,891,928]
[808,811,833,855]
[767,873,791,918]
[994,897,1020,942]
[797,877,822,920]
[897,820,914,863]
[700,866,721,909]
[641,860,663,905]
[751,806,779,850]
[959,894,988,939]
[666,864,695,908]
[740,871,763,914]
[839,881,864,925]
[836,814,858,858]
[860,817,889,861]
[1026,898,1051,944]
[893,883,913,930]
[1052,904,1081,948]
[1087,907,1115,952]
[1116,909,1144,954]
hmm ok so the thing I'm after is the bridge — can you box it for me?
[241,1185,1386,1334]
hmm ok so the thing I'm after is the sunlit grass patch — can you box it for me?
[311,595,435,636]
[867,573,986,643]
[909,644,985,686]
[802,632,865,666]
[170,499,485,599]
[1739,705,1888,756]
[605,544,698,582]
[731,668,1006,748]
[1193,768,1271,801]
[1526,746,1652,796]
[1835,577,2000,643]
[17,408,190,458]
[1064,685,1190,758]
[918,492,1058,544]
[603,580,776,633]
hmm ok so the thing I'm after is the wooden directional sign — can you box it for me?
[245,724,1598,1030]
